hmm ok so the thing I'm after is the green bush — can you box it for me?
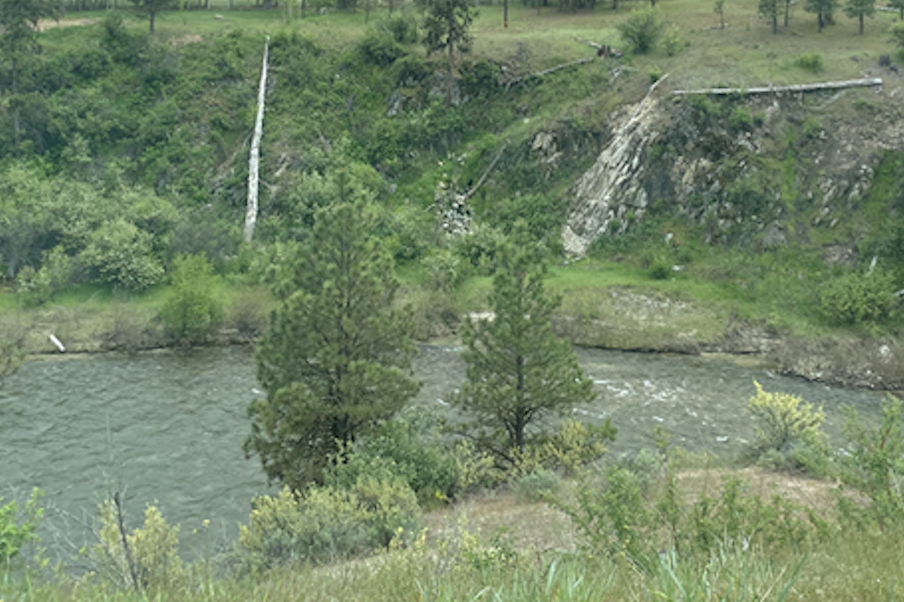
[377,15,419,44]
[160,254,223,345]
[617,7,665,55]
[662,24,685,57]
[839,395,904,530]
[358,30,407,66]
[326,418,459,505]
[15,246,71,306]
[0,488,43,564]
[890,22,904,54]
[235,477,421,573]
[819,269,898,326]
[746,381,826,456]
[793,52,824,73]
[78,218,164,291]
[513,469,561,503]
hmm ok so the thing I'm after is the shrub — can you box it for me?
[662,24,685,57]
[513,469,561,503]
[617,7,665,55]
[793,52,824,73]
[0,488,43,564]
[891,22,904,54]
[544,419,617,476]
[358,30,406,67]
[16,246,70,306]
[377,15,419,44]
[819,269,898,326]
[235,478,421,573]
[746,381,826,459]
[839,395,904,529]
[729,106,755,132]
[160,254,223,345]
[78,218,163,291]
[326,418,459,505]
[90,501,184,594]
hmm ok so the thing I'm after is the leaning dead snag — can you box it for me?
[244,36,270,244]
[672,78,882,96]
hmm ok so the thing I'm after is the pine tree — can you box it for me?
[843,0,874,35]
[422,0,477,108]
[804,0,836,31]
[453,223,596,467]
[130,0,177,34]
[245,201,420,489]
[758,0,780,33]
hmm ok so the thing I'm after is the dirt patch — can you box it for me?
[171,34,203,47]
[37,18,97,31]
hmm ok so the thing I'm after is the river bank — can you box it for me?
[4,286,902,392]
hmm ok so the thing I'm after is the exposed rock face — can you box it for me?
[563,99,663,255]
[564,78,904,256]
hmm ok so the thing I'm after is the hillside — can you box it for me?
[0,0,903,385]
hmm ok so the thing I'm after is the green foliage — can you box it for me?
[512,469,561,503]
[819,269,898,326]
[759,0,780,32]
[804,0,836,30]
[89,501,184,594]
[160,254,223,345]
[246,202,420,489]
[235,478,421,573]
[891,22,904,53]
[453,223,597,468]
[325,417,459,505]
[15,246,70,307]
[839,395,904,529]
[617,7,665,55]
[793,52,825,73]
[358,30,407,67]
[78,218,165,291]
[543,418,617,476]
[0,488,43,564]
[662,24,685,57]
[843,0,875,34]
[746,381,827,460]
[422,0,477,58]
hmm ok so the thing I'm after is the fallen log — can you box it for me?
[672,78,882,96]
[505,57,595,89]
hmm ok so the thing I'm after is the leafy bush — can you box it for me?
[358,30,407,66]
[746,381,826,462]
[377,15,419,44]
[543,419,617,476]
[839,395,904,530]
[513,469,560,503]
[0,488,43,564]
[819,269,898,326]
[794,52,824,73]
[893,22,904,54]
[160,254,223,345]
[326,418,459,505]
[90,502,184,594]
[15,246,70,306]
[662,24,685,57]
[235,477,421,573]
[617,7,665,55]
[78,218,164,291]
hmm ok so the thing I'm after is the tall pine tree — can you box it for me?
[843,0,874,35]
[245,201,420,489]
[453,222,596,467]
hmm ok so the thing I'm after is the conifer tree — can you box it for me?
[422,0,477,108]
[758,0,780,33]
[843,0,874,35]
[245,201,420,489]
[804,0,836,31]
[453,222,596,467]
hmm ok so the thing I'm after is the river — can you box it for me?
[0,345,887,562]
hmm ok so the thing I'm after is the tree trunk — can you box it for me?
[772,14,777,33]
[504,0,508,27]
[817,11,823,31]
[784,0,790,26]
[12,56,19,149]
[445,4,454,109]
[150,10,156,34]
[245,36,270,243]
[859,13,863,35]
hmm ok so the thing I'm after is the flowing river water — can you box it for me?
[0,344,887,562]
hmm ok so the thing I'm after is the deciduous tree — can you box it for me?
[452,223,597,467]
[245,201,420,489]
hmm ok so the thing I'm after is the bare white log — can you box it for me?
[49,333,65,352]
[672,78,882,96]
[244,36,270,244]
